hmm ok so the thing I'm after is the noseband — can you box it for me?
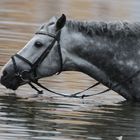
[11,30,63,82]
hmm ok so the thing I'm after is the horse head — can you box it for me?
[0,14,66,90]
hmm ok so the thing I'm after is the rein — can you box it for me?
[11,30,140,99]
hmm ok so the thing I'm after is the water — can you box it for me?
[0,0,140,139]
[0,97,140,140]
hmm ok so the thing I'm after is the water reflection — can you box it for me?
[1,0,140,139]
[0,96,140,140]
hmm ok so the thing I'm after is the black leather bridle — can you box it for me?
[10,30,102,98]
[11,30,63,83]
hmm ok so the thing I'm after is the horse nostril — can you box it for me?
[2,70,8,77]
[0,69,8,83]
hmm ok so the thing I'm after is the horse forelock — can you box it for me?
[66,20,140,39]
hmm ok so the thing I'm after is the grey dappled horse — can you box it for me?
[1,14,140,101]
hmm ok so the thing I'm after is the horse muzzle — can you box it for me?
[0,66,32,90]
[0,68,20,90]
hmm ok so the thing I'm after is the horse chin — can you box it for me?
[7,84,19,90]
[1,76,22,90]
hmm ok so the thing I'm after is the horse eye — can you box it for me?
[34,41,43,48]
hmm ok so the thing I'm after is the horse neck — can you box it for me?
[61,25,111,84]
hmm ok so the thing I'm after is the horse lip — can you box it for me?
[6,85,18,90]
[2,81,19,90]
[1,75,20,90]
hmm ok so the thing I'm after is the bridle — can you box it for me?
[10,29,102,98]
[10,29,140,99]
[11,30,63,83]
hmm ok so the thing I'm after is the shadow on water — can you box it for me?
[0,95,139,140]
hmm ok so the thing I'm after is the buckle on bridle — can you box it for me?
[20,70,31,82]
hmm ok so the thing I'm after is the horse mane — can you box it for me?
[66,20,140,39]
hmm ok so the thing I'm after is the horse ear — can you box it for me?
[56,14,66,31]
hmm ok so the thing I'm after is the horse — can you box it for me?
[1,14,140,101]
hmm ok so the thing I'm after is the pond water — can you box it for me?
[0,0,140,140]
